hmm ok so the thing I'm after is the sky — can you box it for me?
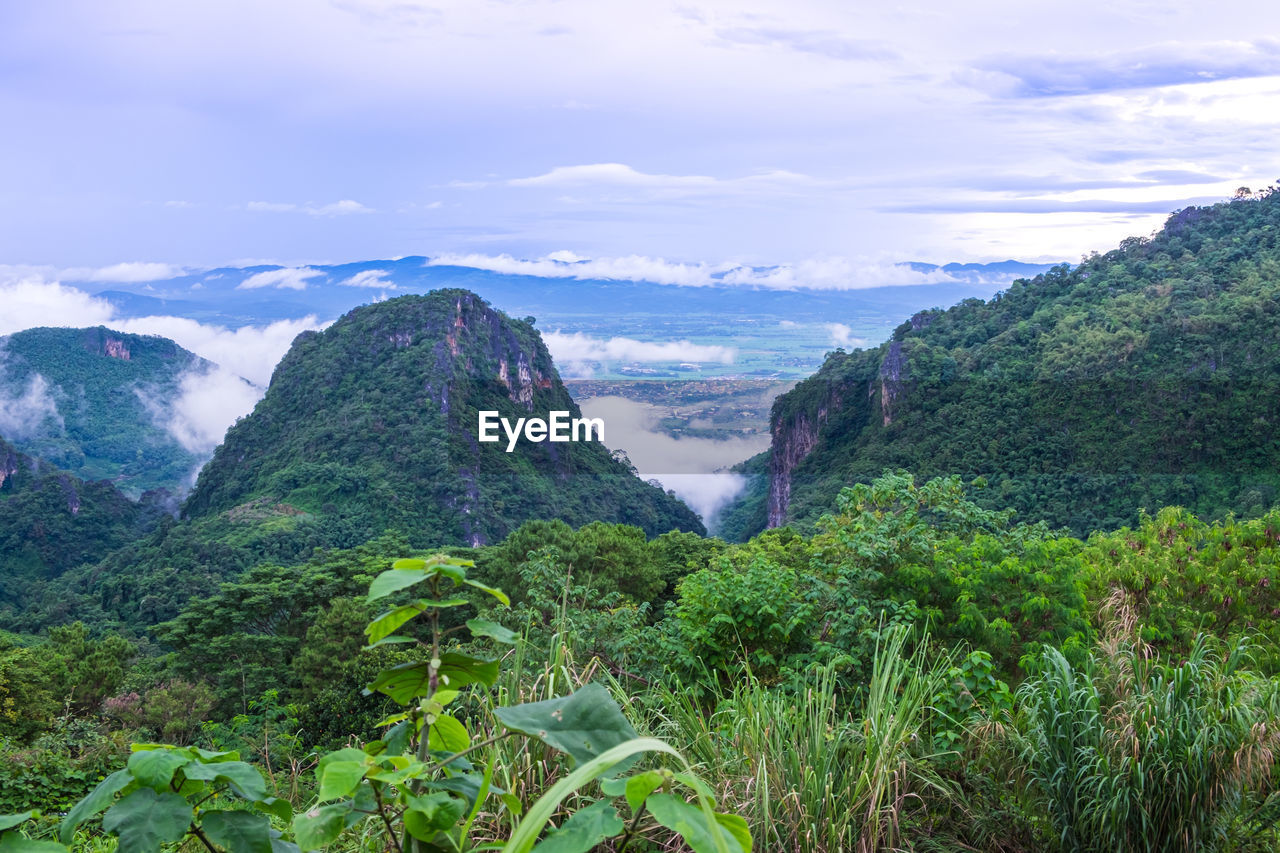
[3,0,1280,274]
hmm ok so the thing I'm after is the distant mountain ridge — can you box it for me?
[719,192,1280,540]
[0,326,209,496]
[80,257,1061,330]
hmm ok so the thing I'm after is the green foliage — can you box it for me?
[1008,622,1280,852]
[0,719,130,814]
[665,473,1090,686]
[1083,507,1280,671]
[645,628,954,852]
[0,326,206,497]
[0,439,153,628]
[55,743,289,853]
[293,554,748,853]
[732,188,1280,540]
[182,291,702,546]
[0,625,134,742]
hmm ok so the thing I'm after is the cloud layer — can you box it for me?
[140,365,263,458]
[544,332,735,376]
[429,252,962,290]
[0,274,326,452]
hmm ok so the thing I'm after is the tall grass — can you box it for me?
[1011,624,1280,852]
[641,626,955,852]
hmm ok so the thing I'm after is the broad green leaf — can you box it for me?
[59,769,133,843]
[127,749,191,790]
[500,793,524,818]
[191,747,239,762]
[316,748,368,782]
[255,798,293,823]
[673,772,717,805]
[624,771,667,813]
[292,803,350,852]
[366,600,465,644]
[463,578,510,606]
[645,795,748,853]
[201,810,272,853]
[428,714,471,754]
[101,788,192,851]
[436,562,468,582]
[466,619,518,644]
[368,655,498,703]
[422,774,484,809]
[403,793,465,841]
[349,786,377,823]
[392,558,427,570]
[181,760,269,801]
[0,813,38,833]
[319,761,367,801]
[531,800,623,853]
[438,653,500,688]
[501,738,687,853]
[494,683,639,766]
[0,836,68,853]
[367,568,428,601]
[383,720,411,756]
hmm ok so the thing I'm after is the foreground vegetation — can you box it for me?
[4,472,1280,851]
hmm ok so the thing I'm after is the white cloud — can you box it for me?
[722,257,956,290]
[139,364,263,457]
[510,163,717,188]
[428,251,727,286]
[247,199,374,216]
[503,163,817,201]
[59,262,187,283]
[340,269,397,288]
[0,276,118,334]
[429,251,960,290]
[0,372,64,441]
[543,332,735,374]
[824,323,865,348]
[113,315,326,387]
[237,267,324,291]
[576,396,768,527]
[0,273,326,389]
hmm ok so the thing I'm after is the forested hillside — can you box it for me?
[0,327,208,496]
[0,437,162,624]
[2,290,700,633]
[721,189,1280,540]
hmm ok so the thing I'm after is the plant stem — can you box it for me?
[616,802,648,853]
[372,785,404,853]
[190,824,220,852]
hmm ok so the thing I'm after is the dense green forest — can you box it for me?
[4,194,1280,851]
[0,327,207,496]
[720,187,1280,541]
[0,292,700,634]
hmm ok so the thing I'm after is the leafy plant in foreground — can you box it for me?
[55,743,290,852]
[296,554,750,853]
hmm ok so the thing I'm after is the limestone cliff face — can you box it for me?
[763,343,899,528]
[877,341,907,427]
[767,406,831,527]
[0,442,20,490]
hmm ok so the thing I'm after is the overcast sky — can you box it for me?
[4,0,1280,273]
